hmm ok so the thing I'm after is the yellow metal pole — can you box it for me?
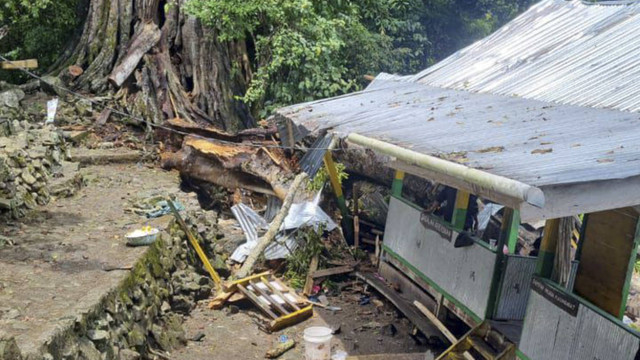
[168,201,222,287]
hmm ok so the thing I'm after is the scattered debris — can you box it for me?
[236,172,308,279]
[531,148,553,154]
[212,272,313,332]
[265,339,296,358]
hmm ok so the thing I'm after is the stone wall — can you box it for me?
[0,214,218,360]
[0,127,72,219]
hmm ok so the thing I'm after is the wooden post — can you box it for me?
[536,218,559,278]
[505,209,520,254]
[391,170,405,197]
[452,190,470,230]
[323,152,348,219]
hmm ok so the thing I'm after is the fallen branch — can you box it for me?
[108,23,161,87]
[236,173,308,279]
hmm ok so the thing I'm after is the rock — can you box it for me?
[0,89,25,109]
[170,295,194,314]
[20,170,36,186]
[127,325,146,348]
[160,301,171,314]
[118,349,141,360]
[40,76,65,97]
[77,337,101,360]
[86,329,109,341]
[0,337,22,360]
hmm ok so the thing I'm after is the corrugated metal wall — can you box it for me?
[519,286,640,359]
[495,255,537,320]
[384,196,497,318]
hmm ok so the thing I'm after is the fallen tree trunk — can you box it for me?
[236,172,308,279]
[161,147,276,196]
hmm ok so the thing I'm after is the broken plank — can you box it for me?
[311,265,354,279]
[346,354,426,360]
[414,301,474,360]
[303,255,319,296]
[1,59,38,70]
[261,277,300,311]
[355,271,441,339]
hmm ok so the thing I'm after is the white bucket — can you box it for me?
[304,326,333,360]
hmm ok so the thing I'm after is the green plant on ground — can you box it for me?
[284,225,327,289]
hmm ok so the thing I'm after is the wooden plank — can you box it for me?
[311,265,354,279]
[1,59,38,69]
[261,277,300,311]
[224,271,272,292]
[237,284,278,319]
[355,271,441,338]
[269,305,313,332]
[414,301,457,342]
[574,208,639,317]
[303,255,319,296]
[250,279,289,315]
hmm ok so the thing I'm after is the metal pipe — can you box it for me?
[347,133,545,208]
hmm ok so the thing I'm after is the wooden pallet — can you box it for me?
[437,321,515,360]
[212,271,313,332]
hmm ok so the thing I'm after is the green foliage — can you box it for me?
[308,162,348,192]
[186,0,534,117]
[284,225,326,289]
[0,0,80,83]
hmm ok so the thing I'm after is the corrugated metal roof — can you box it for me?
[275,0,640,189]
[276,80,640,187]
[401,0,640,112]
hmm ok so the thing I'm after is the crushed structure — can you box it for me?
[275,1,640,359]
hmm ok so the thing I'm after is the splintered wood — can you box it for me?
[209,272,313,332]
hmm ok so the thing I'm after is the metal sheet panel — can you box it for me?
[411,0,640,113]
[276,80,640,188]
[495,255,537,320]
[520,286,640,359]
[384,196,497,318]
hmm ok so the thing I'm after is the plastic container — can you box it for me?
[304,326,333,360]
[125,227,160,246]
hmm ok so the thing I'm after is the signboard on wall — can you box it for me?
[420,213,453,242]
[531,278,579,317]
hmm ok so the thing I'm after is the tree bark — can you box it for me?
[49,0,254,132]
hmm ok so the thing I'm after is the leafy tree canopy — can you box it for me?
[0,0,81,82]
[186,0,534,117]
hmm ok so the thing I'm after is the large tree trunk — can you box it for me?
[50,0,254,132]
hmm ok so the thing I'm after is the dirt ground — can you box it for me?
[173,284,437,360]
[0,158,437,359]
[0,163,193,357]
